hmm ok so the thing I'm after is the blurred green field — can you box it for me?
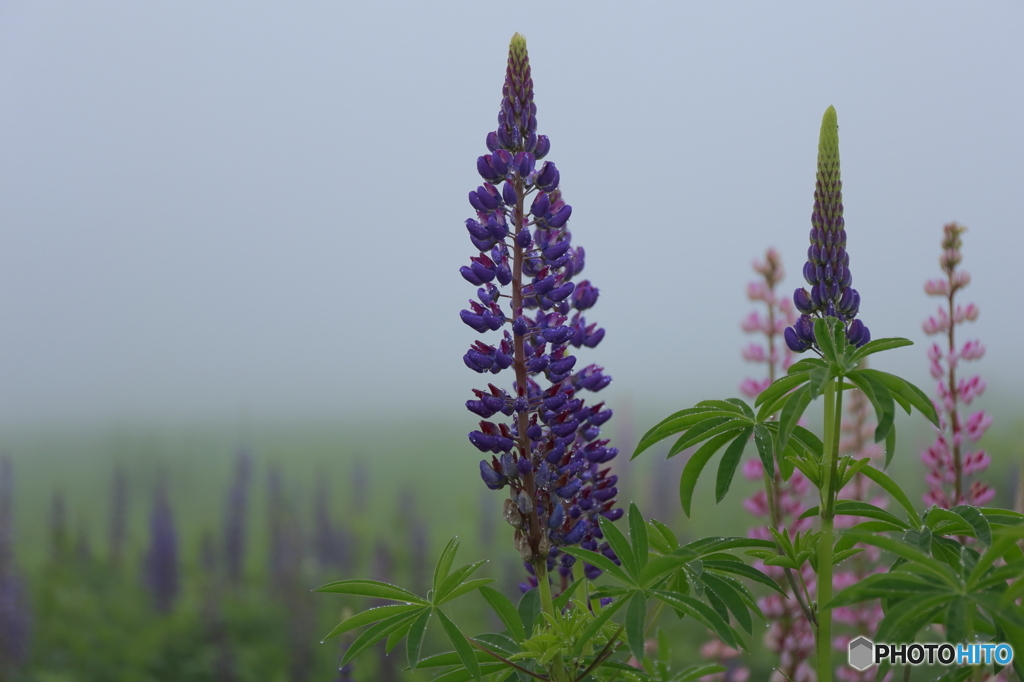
[0,406,1021,681]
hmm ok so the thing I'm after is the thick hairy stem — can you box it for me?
[816,376,842,682]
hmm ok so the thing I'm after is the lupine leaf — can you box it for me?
[600,514,639,581]
[633,408,737,459]
[777,385,812,455]
[701,572,753,634]
[788,357,827,373]
[553,577,583,611]
[859,466,921,527]
[387,619,415,653]
[859,368,940,427]
[813,318,837,362]
[437,609,481,682]
[668,417,746,458]
[437,578,494,605]
[724,398,754,419]
[561,547,631,585]
[945,596,969,645]
[679,430,745,517]
[569,596,628,659]
[837,457,872,489]
[436,560,488,602]
[315,579,427,603]
[807,365,831,399]
[715,427,754,504]
[846,370,895,445]
[753,368,806,405]
[950,505,992,546]
[625,590,647,662]
[517,588,540,637]
[875,593,950,643]
[320,603,424,642]
[799,500,910,529]
[969,525,1024,587]
[473,633,519,656]
[341,610,422,664]
[433,538,460,597]
[651,590,742,649]
[430,662,508,682]
[685,537,775,554]
[629,503,649,571]
[850,337,913,362]
[903,527,933,555]
[841,532,959,586]
[411,650,492,669]
[831,547,865,564]
[406,608,433,669]
[752,425,774,479]
[675,665,729,682]
[696,399,746,414]
[825,572,944,608]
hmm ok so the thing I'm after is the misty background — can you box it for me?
[2,2,1022,432]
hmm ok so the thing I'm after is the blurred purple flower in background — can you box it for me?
[143,476,180,614]
[224,448,252,584]
[920,223,994,508]
[0,457,33,677]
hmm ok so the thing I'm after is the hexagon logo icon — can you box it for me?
[848,636,875,671]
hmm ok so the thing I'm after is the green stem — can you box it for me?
[535,563,566,681]
[816,375,842,682]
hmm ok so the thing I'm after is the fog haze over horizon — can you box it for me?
[2,2,1022,431]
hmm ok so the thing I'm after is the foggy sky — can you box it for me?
[2,2,1022,429]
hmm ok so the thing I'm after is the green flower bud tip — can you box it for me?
[509,33,528,62]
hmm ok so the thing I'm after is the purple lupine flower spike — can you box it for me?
[786,106,870,352]
[462,34,619,585]
[143,477,180,614]
[0,457,33,675]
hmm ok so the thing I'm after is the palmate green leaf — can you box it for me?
[433,538,461,597]
[715,427,754,504]
[625,590,647,662]
[438,578,494,605]
[840,531,960,586]
[813,318,837,363]
[320,603,425,642]
[562,547,632,585]
[387,615,415,653]
[668,416,748,458]
[600,514,640,581]
[858,368,940,427]
[684,536,775,554]
[831,547,865,565]
[342,610,423,665]
[647,519,679,554]
[825,572,945,609]
[969,525,1024,587]
[945,596,970,645]
[478,587,525,642]
[807,365,831,399]
[679,430,745,517]
[629,503,649,571]
[980,507,1024,526]
[640,553,693,588]
[777,385,812,455]
[633,407,737,459]
[724,398,754,419]
[903,527,933,555]
[849,336,913,362]
[695,399,747,415]
[950,505,992,546]
[845,370,895,446]
[859,466,922,527]
[875,593,950,643]
[799,500,910,529]
[437,609,482,682]
[517,588,540,637]
[436,561,488,602]
[651,590,742,650]
[411,649,492,669]
[315,578,427,604]
[754,371,811,422]
[406,608,433,669]
[430,662,508,682]
[569,595,628,659]
[752,425,774,479]
[701,572,753,635]
[674,665,729,682]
